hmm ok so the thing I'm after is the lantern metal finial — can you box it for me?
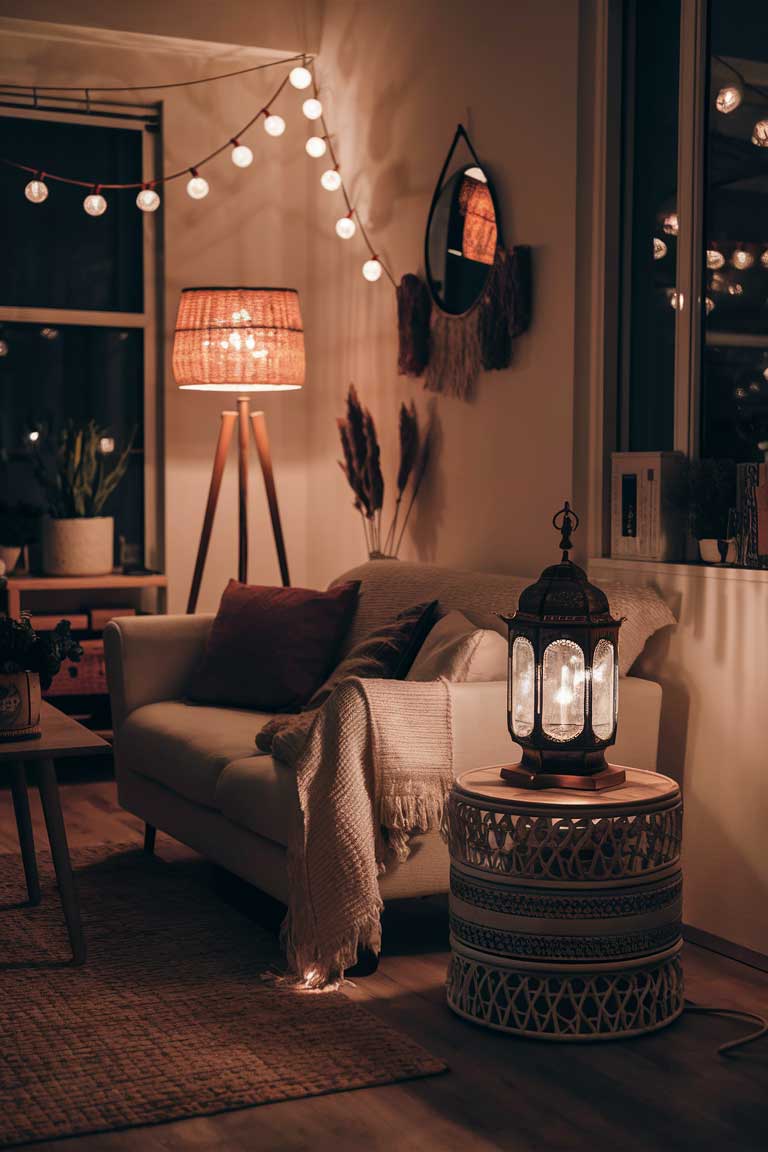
[553,500,579,561]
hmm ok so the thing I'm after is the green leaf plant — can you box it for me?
[33,420,136,519]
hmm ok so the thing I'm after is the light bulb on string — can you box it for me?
[715,83,742,114]
[302,97,322,120]
[321,167,342,191]
[306,135,327,158]
[731,245,754,270]
[25,175,48,204]
[761,249,768,269]
[704,296,715,315]
[752,120,768,147]
[662,212,679,237]
[263,112,286,137]
[289,65,312,90]
[186,170,209,200]
[668,288,683,311]
[230,140,254,167]
[83,187,107,216]
[653,237,667,261]
[136,185,160,212]
[362,257,383,282]
[0,339,8,357]
[335,212,356,239]
[706,248,725,270]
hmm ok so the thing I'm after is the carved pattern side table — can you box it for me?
[445,766,684,1040]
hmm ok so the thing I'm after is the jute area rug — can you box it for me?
[0,842,445,1148]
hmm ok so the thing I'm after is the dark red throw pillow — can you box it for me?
[187,579,360,712]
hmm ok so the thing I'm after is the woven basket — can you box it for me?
[173,287,305,391]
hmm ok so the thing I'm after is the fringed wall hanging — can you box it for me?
[398,123,532,400]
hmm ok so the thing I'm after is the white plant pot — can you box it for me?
[698,537,736,565]
[41,516,114,576]
[0,544,22,575]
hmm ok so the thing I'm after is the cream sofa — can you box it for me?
[104,561,665,906]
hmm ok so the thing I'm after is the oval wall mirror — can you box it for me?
[425,128,502,315]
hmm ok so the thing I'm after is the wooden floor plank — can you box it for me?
[1,775,766,1152]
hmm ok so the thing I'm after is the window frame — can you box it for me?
[0,101,164,573]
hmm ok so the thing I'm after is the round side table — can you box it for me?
[445,766,684,1041]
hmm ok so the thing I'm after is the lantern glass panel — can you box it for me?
[591,638,615,741]
[541,639,585,742]
[511,636,535,738]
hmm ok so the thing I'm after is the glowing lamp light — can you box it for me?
[321,168,342,191]
[289,65,312,90]
[186,173,209,200]
[362,258,383,282]
[302,97,323,120]
[662,212,679,236]
[731,246,754,270]
[335,214,356,239]
[706,248,725,270]
[264,114,286,138]
[653,237,667,261]
[25,177,48,204]
[715,84,742,114]
[751,120,768,147]
[500,502,624,792]
[83,190,107,216]
[305,135,327,158]
[231,143,254,168]
[136,187,160,212]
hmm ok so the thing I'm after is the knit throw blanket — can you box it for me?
[281,676,453,988]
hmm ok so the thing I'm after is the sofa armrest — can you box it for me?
[104,613,214,731]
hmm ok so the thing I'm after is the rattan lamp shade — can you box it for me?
[173,287,305,391]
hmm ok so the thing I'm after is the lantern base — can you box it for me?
[499,762,627,792]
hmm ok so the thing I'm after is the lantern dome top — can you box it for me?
[511,502,620,625]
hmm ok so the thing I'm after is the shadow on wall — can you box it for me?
[633,598,689,788]
[409,399,445,562]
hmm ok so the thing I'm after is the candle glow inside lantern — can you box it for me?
[500,503,625,791]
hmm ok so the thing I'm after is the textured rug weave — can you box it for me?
[0,842,445,1148]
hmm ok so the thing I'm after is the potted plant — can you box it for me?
[0,502,42,575]
[687,458,737,563]
[33,420,135,576]
[0,617,82,739]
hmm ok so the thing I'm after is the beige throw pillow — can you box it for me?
[407,610,507,683]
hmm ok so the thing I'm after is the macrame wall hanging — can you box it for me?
[397,123,532,401]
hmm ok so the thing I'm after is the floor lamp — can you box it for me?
[172,286,305,613]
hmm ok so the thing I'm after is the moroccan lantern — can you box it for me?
[501,502,625,791]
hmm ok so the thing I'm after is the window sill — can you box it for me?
[588,556,768,586]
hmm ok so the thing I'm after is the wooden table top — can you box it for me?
[0,702,109,762]
[455,766,680,812]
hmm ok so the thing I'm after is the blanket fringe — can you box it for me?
[281,907,383,990]
[379,791,450,863]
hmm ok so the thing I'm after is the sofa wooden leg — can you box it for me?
[346,947,380,978]
[143,824,156,854]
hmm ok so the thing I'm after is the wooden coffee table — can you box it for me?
[2,701,109,964]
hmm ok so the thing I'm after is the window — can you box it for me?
[0,105,162,570]
[616,0,768,467]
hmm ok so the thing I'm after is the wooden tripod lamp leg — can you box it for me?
[237,397,250,585]
[250,411,291,587]
[186,410,237,614]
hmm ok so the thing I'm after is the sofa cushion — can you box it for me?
[120,700,274,809]
[187,579,360,712]
[216,756,299,847]
[407,609,507,682]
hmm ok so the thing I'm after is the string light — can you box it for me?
[362,257,383,282]
[306,135,327,158]
[263,113,286,137]
[653,237,667,260]
[302,97,323,120]
[289,65,312,90]
[668,289,683,311]
[321,167,342,191]
[336,212,356,239]
[731,245,754,270]
[136,186,160,212]
[230,140,254,167]
[761,249,768,269]
[662,212,679,236]
[706,248,725,270]
[705,296,715,315]
[186,170,209,200]
[83,187,107,216]
[25,175,48,203]
[727,282,744,296]
[752,119,768,147]
[715,84,742,114]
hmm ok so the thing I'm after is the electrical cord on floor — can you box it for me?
[685,999,768,1055]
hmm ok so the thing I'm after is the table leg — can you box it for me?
[10,762,40,905]
[37,759,86,965]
